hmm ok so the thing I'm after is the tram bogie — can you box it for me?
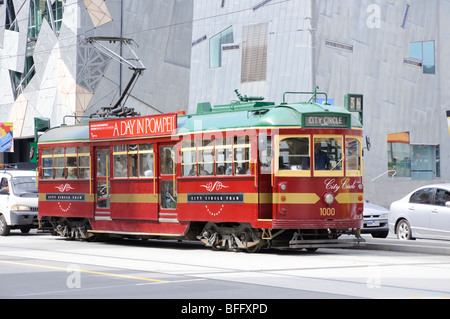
[38,90,365,252]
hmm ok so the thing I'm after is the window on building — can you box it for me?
[11,56,35,98]
[241,23,268,83]
[401,4,410,28]
[28,0,64,39]
[387,132,411,177]
[388,132,440,180]
[210,26,234,68]
[6,0,18,31]
[409,41,435,74]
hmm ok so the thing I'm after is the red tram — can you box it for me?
[38,90,365,252]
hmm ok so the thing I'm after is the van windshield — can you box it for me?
[12,176,38,197]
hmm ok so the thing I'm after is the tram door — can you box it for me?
[258,134,273,220]
[94,148,111,220]
[158,143,178,222]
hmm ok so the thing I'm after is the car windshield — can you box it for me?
[11,176,38,197]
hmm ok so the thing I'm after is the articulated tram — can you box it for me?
[38,91,365,252]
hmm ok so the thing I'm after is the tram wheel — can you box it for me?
[240,228,262,253]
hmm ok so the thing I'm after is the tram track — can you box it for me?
[1,236,450,275]
[2,234,450,299]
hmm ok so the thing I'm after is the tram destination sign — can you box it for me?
[304,115,348,128]
[89,113,177,140]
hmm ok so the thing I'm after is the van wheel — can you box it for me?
[0,215,10,236]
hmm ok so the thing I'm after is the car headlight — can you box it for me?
[12,205,31,211]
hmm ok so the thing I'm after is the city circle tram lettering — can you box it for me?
[46,194,86,202]
[187,193,244,203]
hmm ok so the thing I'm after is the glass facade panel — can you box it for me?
[210,26,233,68]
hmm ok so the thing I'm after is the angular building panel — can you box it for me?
[0,0,193,138]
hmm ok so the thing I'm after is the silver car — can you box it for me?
[361,201,390,238]
[389,184,450,240]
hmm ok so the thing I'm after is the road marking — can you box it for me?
[136,278,207,286]
[0,259,167,283]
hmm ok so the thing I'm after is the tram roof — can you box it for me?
[38,101,362,144]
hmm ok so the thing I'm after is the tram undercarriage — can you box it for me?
[40,217,364,252]
[197,223,364,252]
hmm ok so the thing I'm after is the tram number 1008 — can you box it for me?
[320,207,336,216]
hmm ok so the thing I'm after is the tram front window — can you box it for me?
[279,137,310,171]
[313,137,343,171]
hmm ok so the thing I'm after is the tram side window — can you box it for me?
[181,136,251,177]
[66,147,78,179]
[181,139,197,177]
[313,137,343,171]
[139,144,154,177]
[198,139,214,176]
[53,148,65,179]
[215,137,232,175]
[41,147,91,180]
[345,137,361,173]
[113,144,154,178]
[42,149,53,180]
[113,145,127,178]
[78,147,90,179]
[279,137,310,171]
[234,136,251,175]
[128,144,138,178]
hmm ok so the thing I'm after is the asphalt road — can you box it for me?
[1,230,450,306]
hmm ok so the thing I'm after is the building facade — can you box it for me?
[189,0,450,206]
[0,0,193,137]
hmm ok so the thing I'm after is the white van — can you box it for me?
[0,170,39,236]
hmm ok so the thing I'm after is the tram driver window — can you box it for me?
[279,137,310,171]
[313,137,343,171]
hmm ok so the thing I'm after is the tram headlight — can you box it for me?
[323,193,334,205]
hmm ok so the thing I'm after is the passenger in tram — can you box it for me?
[67,168,77,179]
[314,142,330,170]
